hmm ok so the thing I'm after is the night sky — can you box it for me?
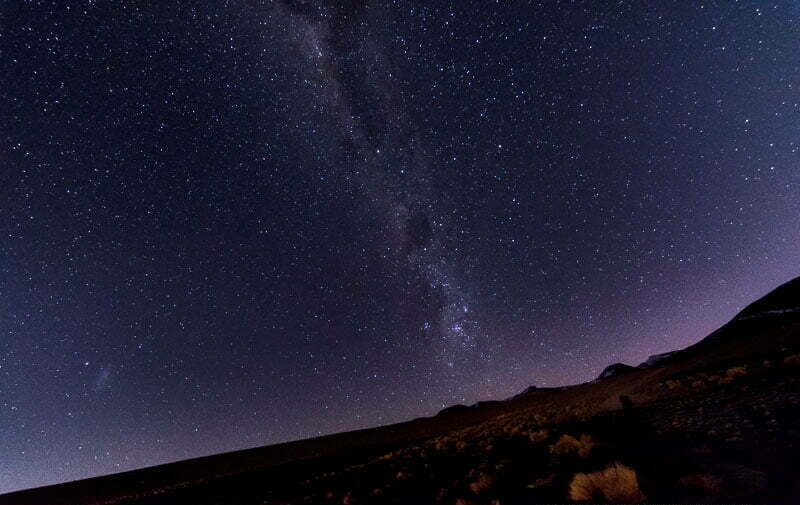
[1,0,799,493]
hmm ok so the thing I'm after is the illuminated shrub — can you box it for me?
[725,365,748,378]
[527,428,550,444]
[468,472,496,495]
[568,463,646,503]
[549,433,596,458]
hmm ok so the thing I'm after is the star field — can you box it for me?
[1,0,799,493]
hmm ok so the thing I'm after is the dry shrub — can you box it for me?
[527,429,550,444]
[527,473,556,489]
[505,424,523,436]
[434,438,450,452]
[665,379,682,390]
[569,463,646,503]
[377,451,394,461]
[724,365,748,380]
[783,353,800,366]
[549,433,596,458]
[468,472,496,495]
[679,472,722,494]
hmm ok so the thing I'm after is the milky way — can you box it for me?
[275,1,498,391]
[1,0,799,493]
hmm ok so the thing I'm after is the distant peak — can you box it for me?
[734,276,800,321]
[638,351,678,368]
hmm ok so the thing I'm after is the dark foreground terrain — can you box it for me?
[5,277,800,505]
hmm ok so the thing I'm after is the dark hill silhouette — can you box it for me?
[735,276,800,320]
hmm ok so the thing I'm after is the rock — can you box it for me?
[639,351,678,368]
[596,363,635,380]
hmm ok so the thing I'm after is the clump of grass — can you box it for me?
[527,473,556,489]
[504,424,524,436]
[468,472,496,496]
[376,450,396,461]
[527,428,550,444]
[665,379,682,390]
[679,472,722,494]
[395,470,412,481]
[711,365,748,383]
[569,463,646,503]
[549,433,596,458]
[703,365,750,385]
[433,436,451,453]
[725,365,748,378]
[783,353,800,366]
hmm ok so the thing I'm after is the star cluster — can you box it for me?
[1,0,798,493]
